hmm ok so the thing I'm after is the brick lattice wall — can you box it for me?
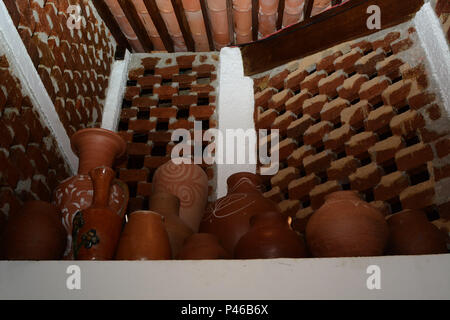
[0,51,71,231]
[116,53,219,215]
[4,0,116,136]
[252,24,450,234]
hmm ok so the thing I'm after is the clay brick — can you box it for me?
[128,68,144,80]
[132,97,158,109]
[288,174,320,200]
[302,94,328,118]
[365,106,396,132]
[310,180,342,210]
[390,110,425,137]
[370,201,391,216]
[286,114,315,139]
[300,70,327,95]
[0,118,14,148]
[121,108,138,120]
[395,143,434,171]
[137,75,162,90]
[118,131,133,142]
[351,40,373,53]
[253,75,269,92]
[349,162,383,191]
[255,87,277,108]
[141,57,161,70]
[272,111,297,135]
[155,65,180,80]
[327,156,360,181]
[285,89,312,114]
[172,94,197,107]
[124,86,141,101]
[400,64,428,88]
[144,156,171,169]
[10,146,34,179]
[263,186,284,203]
[318,70,347,97]
[292,207,314,233]
[340,100,371,127]
[269,69,289,90]
[191,84,215,98]
[435,137,450,158]
[376,56,404,80]
[128,119,157,132]
[333,47,364,74]
[434,164,450,181]
[27,144,49,174]
[391,37,414,54]
[172,74,196,88]
[284,68,309,91]
[359,76,391,105]
[374,171,410,201]
[189,105,215,120]
[169,119,193,130]
[372,32,401,52]
[175,55,195,69]
[420,126,450,143]
[268,89,294,111]
[192,64,215,77]
[426,104,442,121]
[276,138,298,162]
[337,73,369,102]
[303,150,335,175]
[320,98,350,124]
[150,107,177,120]
[382,80,413,107]
[278,199,300,218]
[368,136,405,164]
[400,180,435,210]
[324,124,355,151]
[355,49,385,76]
[271,167,300,191]
[287,145,315,167]
[345,131,378,157]
[317,51,343,74]
[303,121,333,146]
[153,84,178,100]
[257,108,278,129]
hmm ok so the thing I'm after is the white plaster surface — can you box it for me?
[0,1,77,173]
[101,50,131,131]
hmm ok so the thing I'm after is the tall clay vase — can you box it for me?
[148,192,194,259]
[305,191,389,257]
[178,233,230,260]
[72,167,124,260]
[234,211,308,259]
[199,172,282,255]
[152,159,208,232]
[53,128,129,259]
[115,211,172,260]
[0,201,66,260]
[387,209,447,255]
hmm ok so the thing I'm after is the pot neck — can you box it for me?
[227,173,264,194]
[90,166,114,208]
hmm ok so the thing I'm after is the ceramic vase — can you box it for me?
[148,192,194,259]
[152,159,208,232]
[0,201,66,260]
[305,191,389,257]
[53,128,129,259]
[72,167,124,260]
[387,209,447,255]
[234,211,308,259]
[115,211,172,260]
[178,233,230,260]
[199,172,282,255]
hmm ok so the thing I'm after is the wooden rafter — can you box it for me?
[200,0,215,51]
[252,0,259,41]
[143,0,175,52]
[117,0,153,51]
[170,0,195,52]
[276,0,285,30]
[303,0,315,21]
[226,0,235,45]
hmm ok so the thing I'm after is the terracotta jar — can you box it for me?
[115,211,172,260]
[199,172,282,255]
[53,128,129,259]
[178,233,230,260]
[148,192,194,259]
[152,159,208,232]
[234,211,308,259]
[72,167,124,260]
[387,209,447,255]
[0,201,66,260]
[305,191,389,257]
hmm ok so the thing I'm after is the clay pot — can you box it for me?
[73,167,124,260]
[0,201,66,260]
[152,159,209,232]
[199,172,282,255]
[178,233,230,260]
[148,192,194,258]
[387,210,447,255]
[305,191,389,257]
[234,211,308,259]
[53,128,128,259]
[115,211,172,260]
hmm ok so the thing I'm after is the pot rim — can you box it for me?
[70,128,127,158]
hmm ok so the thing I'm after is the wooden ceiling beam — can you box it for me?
[252,0,259,41]
[226,0,235,45]
[117,0,153,51]
[170,0,195,52]
[303,0,314,21]
[276,0,285,30]
[200,0,216,51]
[143,0,175,52]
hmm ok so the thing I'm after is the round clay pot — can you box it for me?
[234,211,308,259]
[53,128,128,259]
[115,211,172,260]
[387,209,447,255]
[178,233,230,260]
[73,167,124,260]
[152,159,208,232]
[199,172,282,255]
[148,192,194,258]
[305,191,389,257]
[0,201,66,260]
